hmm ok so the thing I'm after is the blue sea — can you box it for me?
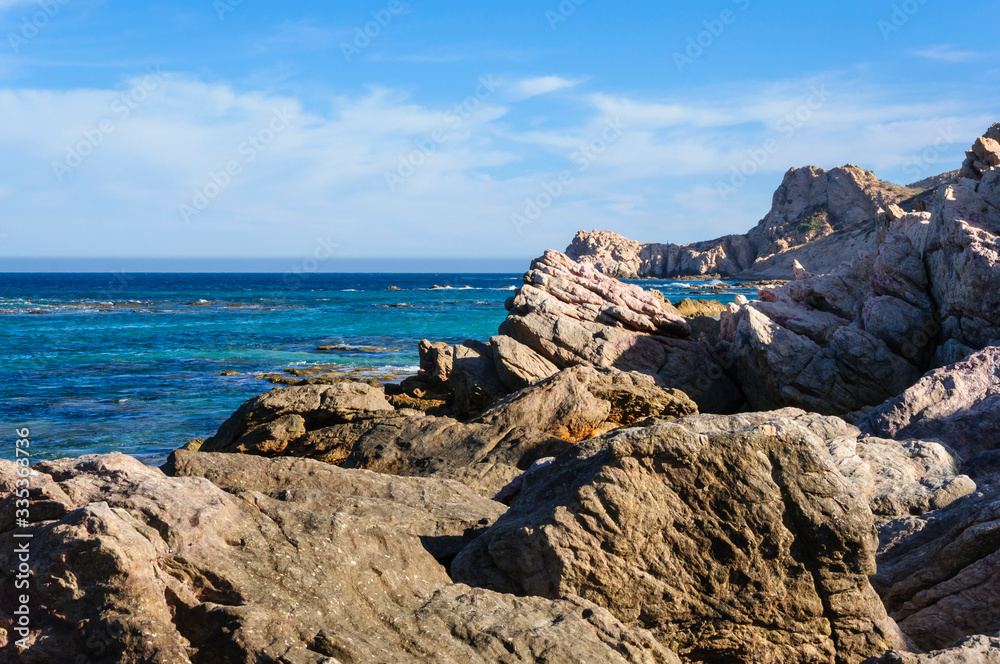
[0,273,755,465]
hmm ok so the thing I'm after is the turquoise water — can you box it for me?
[0,273,754,464]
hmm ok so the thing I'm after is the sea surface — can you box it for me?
[0,273,756,465]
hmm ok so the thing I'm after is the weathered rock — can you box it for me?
[201,383,394,455]
[496,251,744,413]
[453,418,908,664]
[682,408,974,520]
[0,454,677,664]
[874,486,1000,652]
[198,368,697,498]
[959,122,1000,179]
[860,345,1000,462]
[490,333,560,391]
[719,301,920,416]
[865,635,1000,663]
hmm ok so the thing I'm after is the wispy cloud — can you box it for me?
[912,45,987,63]
[509,75,586,101]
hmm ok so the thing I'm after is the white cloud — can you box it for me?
[0,70,995,262]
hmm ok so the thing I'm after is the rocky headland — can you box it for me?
[2,125,1000,663]
[565,162,965,280]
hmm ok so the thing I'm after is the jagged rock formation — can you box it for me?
[716,127,1000,417]
[567,165,924,279]
[453,416,909,664]
[0,454,676,664]
[492,250,745,413]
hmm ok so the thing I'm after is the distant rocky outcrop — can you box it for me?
[567,164,934,279]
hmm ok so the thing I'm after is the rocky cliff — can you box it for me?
[566,164,952,279]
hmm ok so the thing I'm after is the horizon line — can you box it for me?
[0,256,537,274]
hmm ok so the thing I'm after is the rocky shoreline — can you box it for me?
[2,125,1000,663]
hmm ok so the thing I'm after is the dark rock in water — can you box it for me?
[453,416,909,664]
[874,485,1000,652]
[859,345,1000,462]
[0,454,676,663]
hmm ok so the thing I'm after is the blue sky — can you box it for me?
[0,0,997,268]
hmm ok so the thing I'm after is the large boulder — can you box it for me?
[717,209,934,416]
[0,454,677,664]
[453,417,909,664]
[874,486,1000,652]
[860,345,1000,462]
[678,409,974,520]
[495,250,744,413]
